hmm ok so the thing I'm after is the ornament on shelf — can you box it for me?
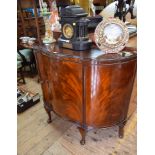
[58,5,92,51]
[39,0,56,44]
[94,18,129,54]
[48,0,61,32]
[89,0,96,16]
[114,0,136,22]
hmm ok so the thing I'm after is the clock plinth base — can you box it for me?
[58,39,92,51]
[73,40,92,51]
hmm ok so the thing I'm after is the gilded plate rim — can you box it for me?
[94,18,129,53]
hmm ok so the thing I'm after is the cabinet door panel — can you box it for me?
[85,60,136,127]
[49,59,83,123]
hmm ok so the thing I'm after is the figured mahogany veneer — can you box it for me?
[33,43,137,145]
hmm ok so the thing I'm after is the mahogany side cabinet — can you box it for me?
[33,43,137,145]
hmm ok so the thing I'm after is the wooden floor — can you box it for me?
[17,76,137,155]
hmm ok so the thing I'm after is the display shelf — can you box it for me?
[17,0,45,45]
[24,16,43,20]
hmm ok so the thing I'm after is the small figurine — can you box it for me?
[39,0,56,44]
[89,0,96,16]
[48,0,61,31]
[127,0,136,19]
[42,2,48,15]
[114,0,136,22]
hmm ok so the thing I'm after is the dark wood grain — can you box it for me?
[48,58,83,123]
[85,59,136,127]
[18,0,26,36]
[34,42,137,144]
[32,0,41,43]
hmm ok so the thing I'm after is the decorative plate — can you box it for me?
[94,18,129,53]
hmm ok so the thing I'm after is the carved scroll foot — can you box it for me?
[80,139,85,145]
[119,126,124,138]
[78,127,86,145]
[44,103,52,124]
[118,121,126,139]
[47,117,52,124]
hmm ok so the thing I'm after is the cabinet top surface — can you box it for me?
[32,42,137,63]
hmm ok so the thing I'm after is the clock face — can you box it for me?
[63,24,74,39]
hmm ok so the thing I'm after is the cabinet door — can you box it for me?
[85,59,137,127]
[35,52,53,105]
[49,58,83,124]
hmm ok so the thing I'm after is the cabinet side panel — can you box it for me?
[35,52,53,104]
[49,59,83,123]
[127,74,137,118]
[85,60,137,127]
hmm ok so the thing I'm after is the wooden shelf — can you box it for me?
[24,16,43,20]
[17,0,43,44]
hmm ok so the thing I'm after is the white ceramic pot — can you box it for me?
[28,38,36,45]
[20,37,30,44]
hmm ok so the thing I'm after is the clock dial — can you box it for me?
[63,24,74,39]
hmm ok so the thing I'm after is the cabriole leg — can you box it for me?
[119,121,127,138]
[78,127,87,145]
[44,103,52,123]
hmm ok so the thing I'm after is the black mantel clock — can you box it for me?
[58,5,92,51]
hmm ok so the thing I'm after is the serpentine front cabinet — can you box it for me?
[34,43,137,145]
